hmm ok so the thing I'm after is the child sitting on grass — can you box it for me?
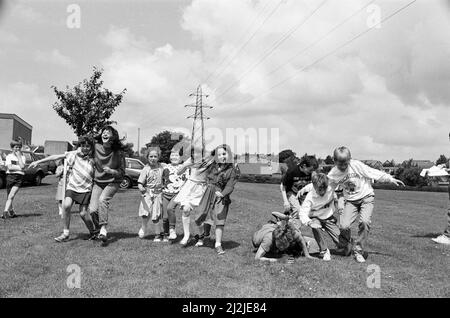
[252,211,317,262]
[138,147,165,242]
[297,172,341,261]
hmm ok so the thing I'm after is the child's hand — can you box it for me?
[283,202,291,213]
[308,219,322,229]
[29,161,38,169]
[215,191,224,198]
[103,167,115,175]
[392,178,405,187]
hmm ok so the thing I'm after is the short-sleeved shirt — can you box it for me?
[138,164,164,193]
[281,164,312,195]
[65,151,94,193]
[162,164,186,194]
[5,153,26,175]
[252,223,277,253]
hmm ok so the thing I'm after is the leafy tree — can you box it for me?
[395,167,427,187]
[436,154,448,166]
[145,130,188,163]
[52,67,126,137]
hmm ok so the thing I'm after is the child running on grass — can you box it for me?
[327,146,405,263]
[297,172,341,261]
[169,146,215,246]
[137,147,165,242]
[2,140,26,219]
[161,147,186,241]
[30,136,97,242]
[194,144,240,255]
[252,211,317,262]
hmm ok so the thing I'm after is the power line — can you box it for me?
[213,0,328,100]
[220,0,417,112]
[202,0,273,85]
[207,0,285,87]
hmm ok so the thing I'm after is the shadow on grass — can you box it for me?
[14,213,42,218]
[411,233,442,238]
[103,231,139,245]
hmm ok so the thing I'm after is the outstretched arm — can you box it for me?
[29,153,65,168]
[295,232,315,260]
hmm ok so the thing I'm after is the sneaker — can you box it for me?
[354,252,366,263]
[153,235,162,242]
[1,212,10,220]
[179,236,190,247]
[215,245,225,255]
[195,239,204,247]
[431,234,450,245]
[169,229,177,240]
[54,233,70,243]
[86,232,99,241]
[98,233,108,243]
[320,249,331,261]
[8,211,17,218]
[138,227,146,239]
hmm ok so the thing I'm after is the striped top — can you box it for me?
[65,151,94,193]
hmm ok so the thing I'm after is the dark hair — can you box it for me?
[10,140,22,148]
[278,149,296,163]
[272,221,297,252]
[96,125,126,151]
[77,135,95,157]
[299,155,319,170]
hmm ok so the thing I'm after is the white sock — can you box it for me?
[215,242,221,248]
[63,229,69,236]
[100,226,107,236]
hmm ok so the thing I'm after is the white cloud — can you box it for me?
[94,0,450,161]
[0,29,19,44]
[0,82,76,145]
[34,49,75,68]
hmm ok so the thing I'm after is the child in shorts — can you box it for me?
[2,140,26,219]
[137,147,165,241]
[30,136,97,242]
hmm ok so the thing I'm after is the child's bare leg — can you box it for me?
[215,225,224,247]
[57,201,63,217]
[79,205,95,234]
[180,205,191,244]
[139,216,149,238]
[4,186,19,213]
[298,233,314,259]
[153,219,163,237]
[62,197,73,231]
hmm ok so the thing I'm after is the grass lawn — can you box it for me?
[0,176,449,297]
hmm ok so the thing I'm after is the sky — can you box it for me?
[0,0,449,162]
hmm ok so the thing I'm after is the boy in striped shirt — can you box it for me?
[30,136,97,242]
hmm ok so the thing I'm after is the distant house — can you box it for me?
[361,160,383,170]
[0,113,33,149]
[381,166,399,175]
[411,160,434,169]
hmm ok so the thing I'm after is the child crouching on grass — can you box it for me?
[252,211,317,262]
[137,147,165,242]
[30,136,97,242]
[297,172,341,261]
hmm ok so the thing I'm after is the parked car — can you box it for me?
[34,153,57,174]
[0,148,49,188]
[120,157,146,189]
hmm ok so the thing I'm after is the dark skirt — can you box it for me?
[65,190,91,205]
[193,184,217,226]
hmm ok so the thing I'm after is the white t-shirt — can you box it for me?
[299,185,336,225]
[5,153,26,175]
[327,159,394,201]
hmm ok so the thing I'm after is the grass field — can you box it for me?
[0,176,449,298]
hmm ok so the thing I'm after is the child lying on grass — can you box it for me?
[252,211,319,262]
